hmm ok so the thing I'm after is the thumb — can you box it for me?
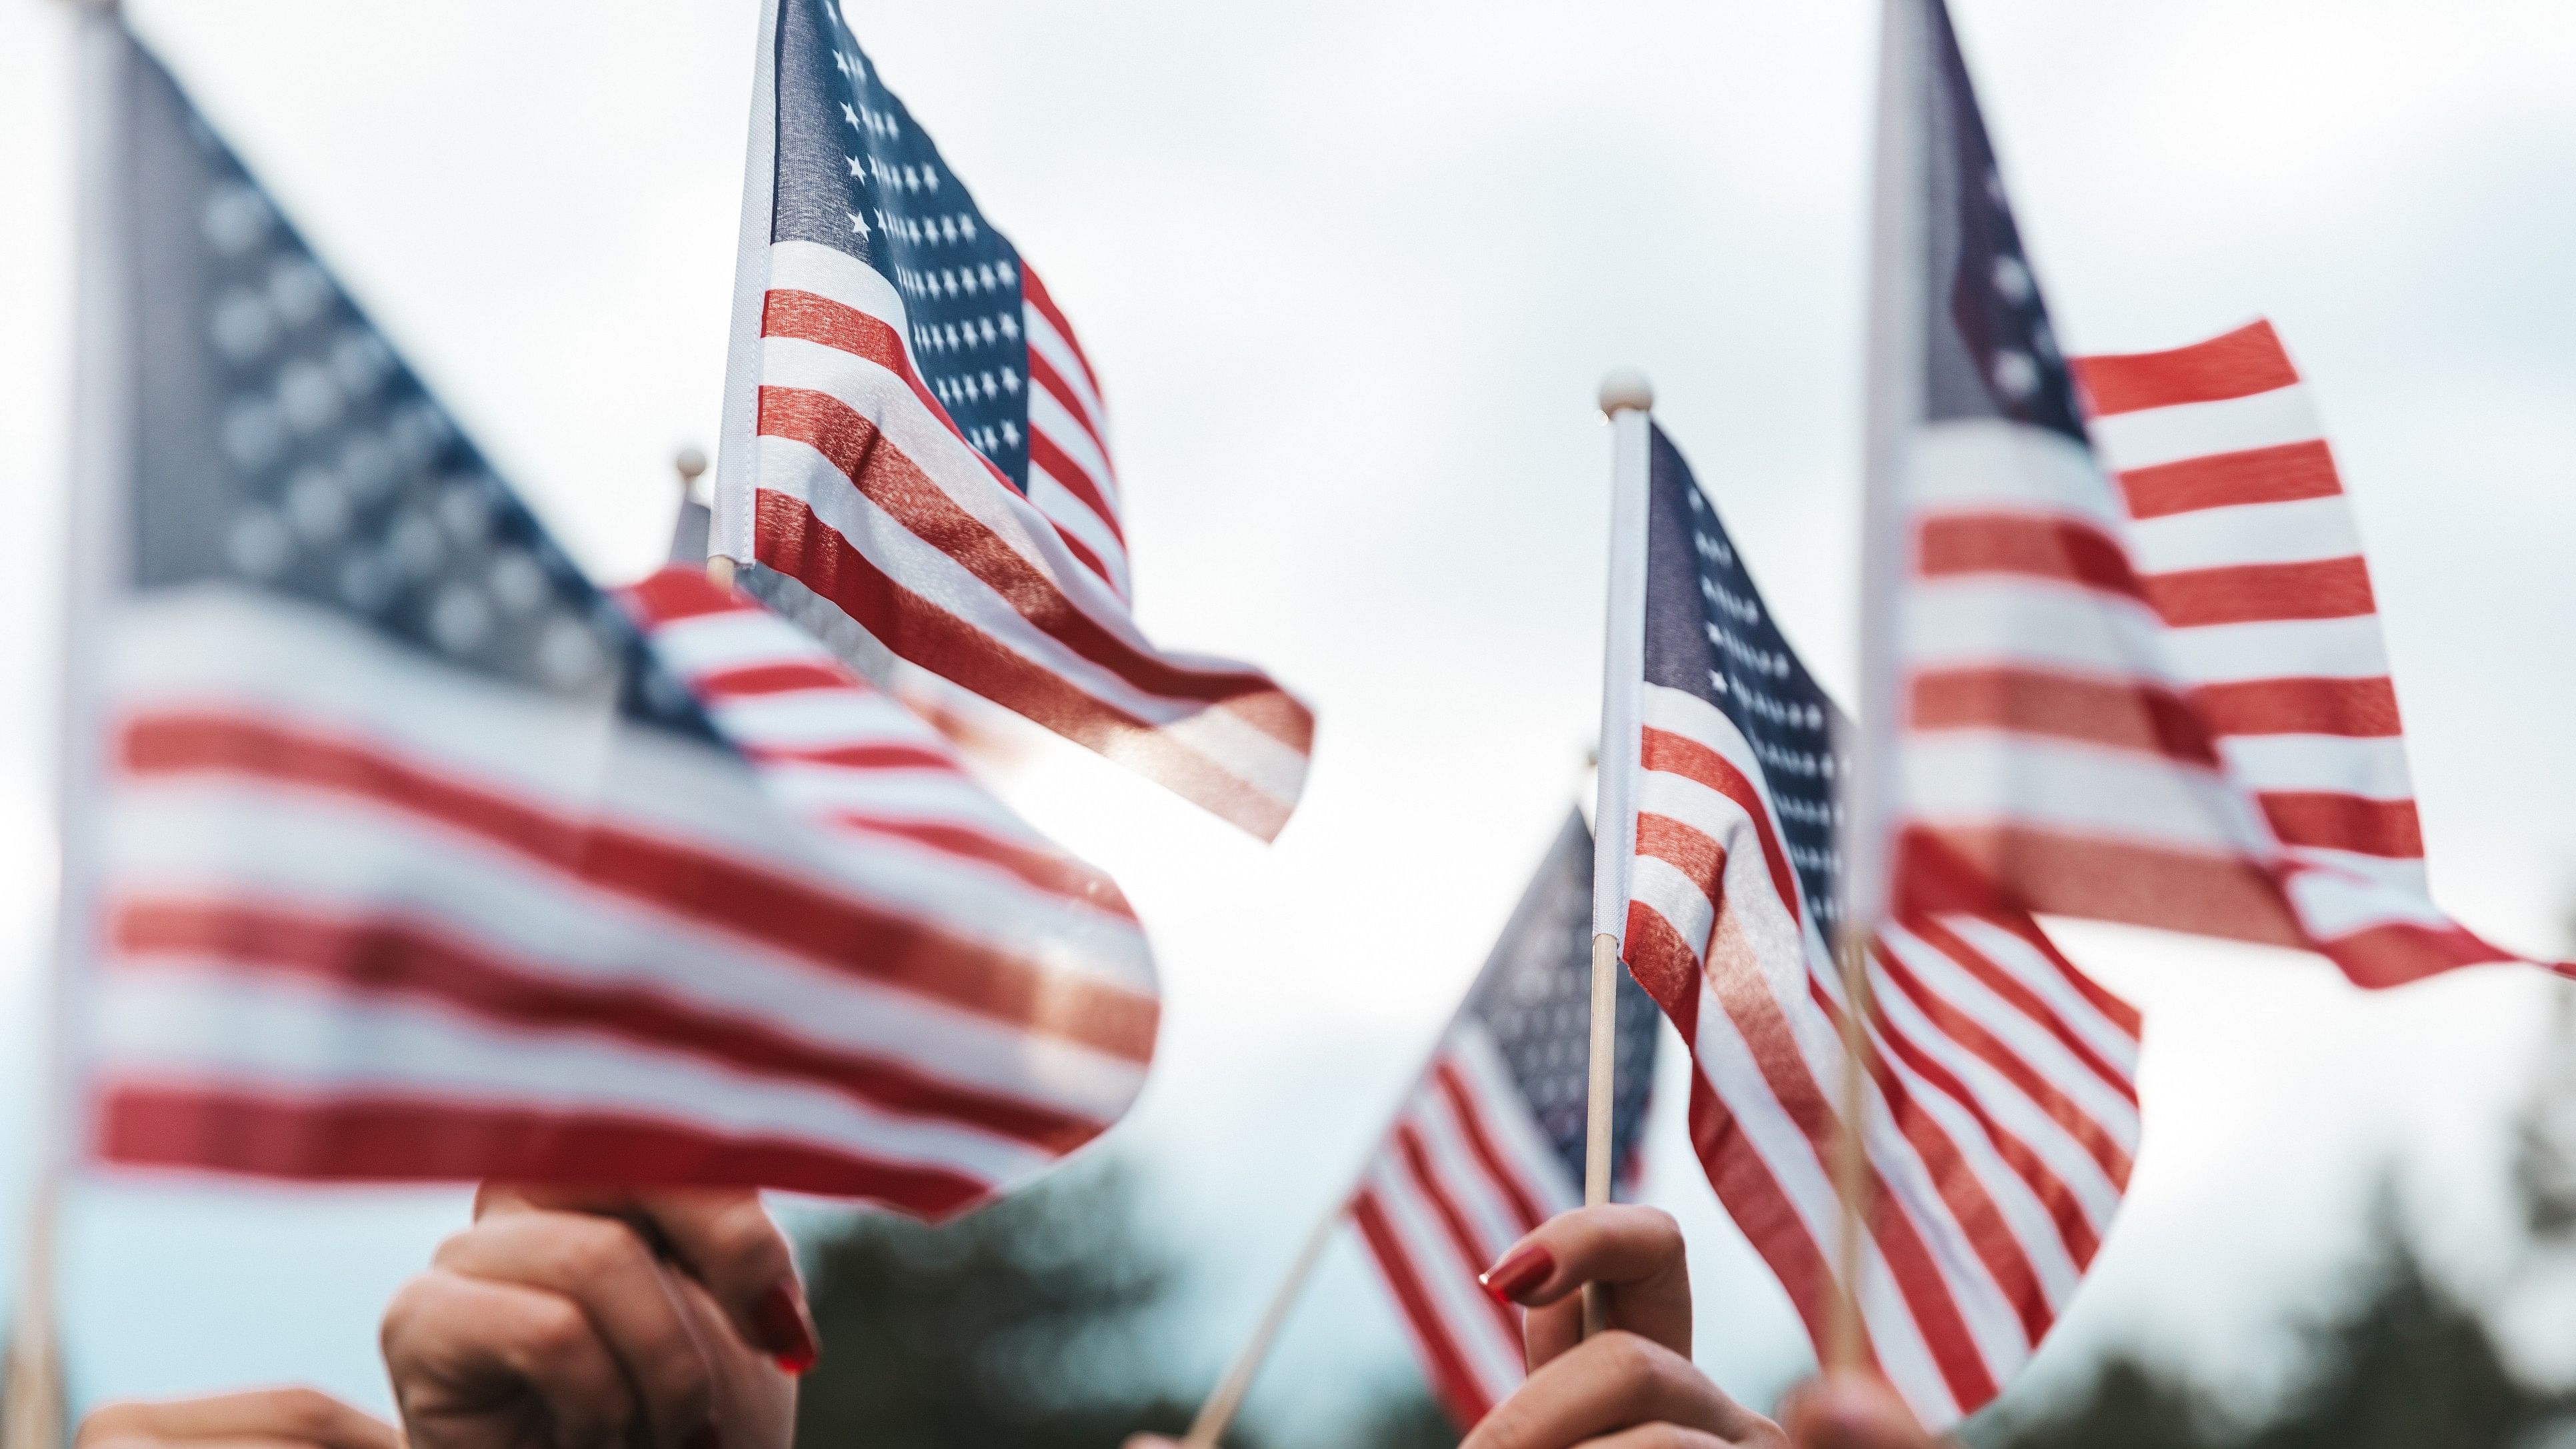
[1782,1372,1937,1449]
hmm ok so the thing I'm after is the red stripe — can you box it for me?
[1633,810,1731,920]
[1020,265,1105,417]
[688,660,868,697]
[1916,514,2148,602]
[2317,918,2521,988]
[2256,791,2425,859]
[2115,441,2341,520]
[757,386,1310,746]
[1806,976,2056,1349]
[1893,825,2304,952]
[119,711,1159,1059]
[1908,667,2218,765]
[110,900,1103,1150]
[737,740,958,773]
[1639,727,1803,930]
[753,490,1295,840]
[1391,1122,1525,1342]
[2188,675,2401,738]
[1025,391,1126,543]
[624,567,745,623]
[2071,321,2297,417]
[95,1088,995,1215]
[1351,1188,1504,1429]
[1865,946,2131,1184]
[1026,355,1115,499]
[1900,916,2136,1104]
[1433,1062,1553,1234]
[2140,556,2376,629]
[1889,857,2144,1042]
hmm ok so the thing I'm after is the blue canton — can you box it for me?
[771,0,1033,486]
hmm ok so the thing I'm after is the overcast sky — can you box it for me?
[2,0,2574,1441]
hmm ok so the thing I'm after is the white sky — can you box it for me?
[1,0,2573,1442]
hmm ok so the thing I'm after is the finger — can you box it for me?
[434,1212,717,1448]
[1459,1332,1769,1449]
[1779,1374,1933,1449]
[381,1269,634,1449]
[79,1390,401,1449]
[477,1184,814,1372]
[1479,1205,1691,1368]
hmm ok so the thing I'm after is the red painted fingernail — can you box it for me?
[751,1280,819,1373]
[1478,1243,1555,1304]
[683,1424,721,1449]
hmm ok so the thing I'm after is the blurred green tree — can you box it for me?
[791,1159,1454,1449]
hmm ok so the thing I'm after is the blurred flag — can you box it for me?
[1604,422,2141,1428]
[1350,813,1661,1429]
[1853,0,2557,985]
[66,21,1155,1215]
[713,0,1313,840]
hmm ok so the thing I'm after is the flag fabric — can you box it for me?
[1611,424,2142,1428]
[69,22,1156,1216]
[713,0,1313,840]
[1859,0,2553,986]
[1351,814,1663,1429]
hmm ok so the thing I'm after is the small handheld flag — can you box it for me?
[714,0,1313,840]
[63,18,1157,1214]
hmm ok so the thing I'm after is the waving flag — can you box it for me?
[1853,0,2554,986]
[714,0,1312,840]
[67,21,1153,1215]
[1603,416,2140,1428]
[1351,814,1661,1429]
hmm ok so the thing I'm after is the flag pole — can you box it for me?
[10,5,133,1444]
[1829,0,1928,1378]
[1589,371,1653,1338]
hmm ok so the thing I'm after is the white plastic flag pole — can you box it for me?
[1588,371,1653,1338]
[1831,0,1930,1376]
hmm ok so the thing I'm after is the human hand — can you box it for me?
[1779,1374,1944,1449]
[77,1388,400,1449]
[1466,1204,1784,1448]
[380,1185,813,1449]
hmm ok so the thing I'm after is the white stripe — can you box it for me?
[753,435,1308,805]
[2088,385,2321,474]
[2215,733,2417,801]
[101,782,1151,1115]
[645,607,845,679]
[1931,915,2139,1082]
[707,689,962,754]
[1683,980,1963,1424]
[1863,953,2126,1234]
[1899,732,2275,856]
[2281,861,2471,940]
[2125,496,2362,574]
[1405,1068,1533,1262]
[1873,925,2140,1148]
[1904,419,2128,532]
[2279,846,2429,891]
[91,970,1055,1184]
[2161,613,2394,685]
[1023,299,1110,450]
[1903,576,2177,682]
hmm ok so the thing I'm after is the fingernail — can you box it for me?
[1478,1243,1555,1304]
[683,1424,721,1449]
[752,1280,819,1373]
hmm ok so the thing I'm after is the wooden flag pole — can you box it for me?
[1587,371,1653,1338]
[1178,1202,1339,1449]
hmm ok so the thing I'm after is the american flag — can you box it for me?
[70,22,1156,1216]
[1858,0,2557,986]
[1607,421,2142,1428]
[712,0,1313,840]
[1349,813,1661,1430]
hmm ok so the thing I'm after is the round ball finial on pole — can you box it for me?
[673,445,709,489]
[1597,369,1654,418]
